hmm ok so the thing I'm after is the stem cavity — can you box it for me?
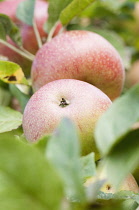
[59,98,69,107]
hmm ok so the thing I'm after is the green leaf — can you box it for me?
[95,84,139,156]
[0,106,22,133]
[16,0,36,26]
[101,0,126,12]
[97,191,138,210]
[0,22,6,40]
[9,84,30,113]
[60,0,96,26]
[0,14,22,46]
[100,129,139,190]
[0,61,28,85]
[0,86,11,106]
[81,153,96,182]
[0,135,64,210]
[33,135,51,154]
[47,0,72,31]
[46,118,86,202]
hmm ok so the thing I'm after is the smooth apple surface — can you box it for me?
[31,30,125,101]
[22,79,112,157]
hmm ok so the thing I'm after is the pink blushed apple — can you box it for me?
[0,0,48,75]
[23,79,112,157]
[31,30,125,101]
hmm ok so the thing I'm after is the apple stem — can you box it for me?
[33,20,42,48]
[0,39,34,61]
[20,46,36,57]
[59,98,69,107]
[47,21,61,42]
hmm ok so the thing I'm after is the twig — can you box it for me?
[33,19,42,48]
[0,39,34,61]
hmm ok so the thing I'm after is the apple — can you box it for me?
[0,0,60,76]
[22,79,112,157]
[31,30,125,101]
[0,0,48,75]
[84,173,139,194]
[125,60,139,89]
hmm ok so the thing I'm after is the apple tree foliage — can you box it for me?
[0,0,139,209]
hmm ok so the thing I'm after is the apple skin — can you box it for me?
[22,79,112,157]
[84,173,139,194]
[0,0,48,76]
[31,30,125,101]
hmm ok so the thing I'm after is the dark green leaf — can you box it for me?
[0,86,11,106]
[81,153,96,182]
[0,22,6,40]
[0,14,22,46]
[46,118,85,202]
[0,135,64,210]
[46,0,72,31]
[60,0,96,26]
[95,84,139,156]
[16,0,36,26]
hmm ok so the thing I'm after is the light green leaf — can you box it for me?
[46,0,72,31]
[101,0,125,12]
[95,84,139,156]
[60,0,96,26]
[81,153,96,182]
[0,135,64,210]
[0,61,28,85]
[0,106,22,133]
[97,191,138,210]
[0,86,11,106]
[46,118,85,202]
[33,135,51,154]
[0,14,22,46]
[16,0,36,26]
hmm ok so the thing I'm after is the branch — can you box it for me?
[33,19,42,48]
[0,39,34,61]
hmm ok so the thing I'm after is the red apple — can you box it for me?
[31,30,125,101]
[0,0,48,75]
[22,79,112,157]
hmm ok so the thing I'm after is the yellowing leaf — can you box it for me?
[0,61,28,85]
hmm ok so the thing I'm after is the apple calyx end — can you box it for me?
[59,98,69,107]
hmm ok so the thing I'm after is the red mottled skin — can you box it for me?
[31,30,125,101]
[23,79,112,157]
[0,0,48,75]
